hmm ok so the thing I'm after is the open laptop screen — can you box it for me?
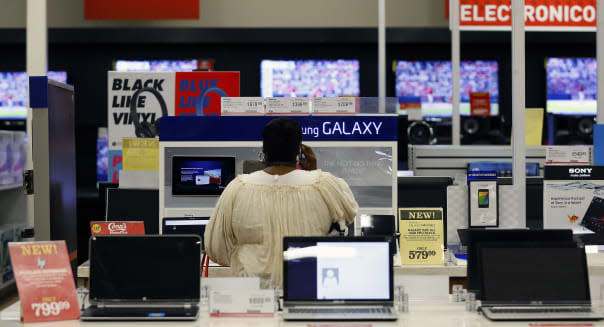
[480,245,589,304]
[162,217,209,250]
[89,235,201,302]
[283,237,392,302]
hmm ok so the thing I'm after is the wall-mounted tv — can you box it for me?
[546,58,596,116]
[260,59,360,98]
[0,71,67,120]
[395,60,499,117]
[114,59,214,72]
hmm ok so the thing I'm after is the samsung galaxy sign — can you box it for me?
[302,121,383,139]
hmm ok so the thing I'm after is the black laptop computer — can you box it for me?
[81,235,201,321]
[162,217,209,250]
[466,229,573,296]
[478,242,604,321]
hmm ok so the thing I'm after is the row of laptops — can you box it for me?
[82,235,398,321]
[463,229,604,321]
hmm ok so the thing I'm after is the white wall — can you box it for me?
[0,0,448,28]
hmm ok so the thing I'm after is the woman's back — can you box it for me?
[204,169,358,287]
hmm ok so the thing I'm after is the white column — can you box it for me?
[512,0,527,224]
[378,0,386,113]
[451,0,461,145]
[598,0,604,124]
[26,0,48,227]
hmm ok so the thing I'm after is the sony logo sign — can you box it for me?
[569,168,592,174]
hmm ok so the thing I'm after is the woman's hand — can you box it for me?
[300,144,317,170]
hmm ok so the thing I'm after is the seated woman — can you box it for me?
[204,117,358,287]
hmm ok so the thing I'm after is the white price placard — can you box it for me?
[545,146,591,166]
[265,97,309,115]
[209,289,275,317]
[221,97,265,116]
[311,97,356,115]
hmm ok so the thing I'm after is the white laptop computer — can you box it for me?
[282,236,398,321]
[478,242,604,321]
[81,235,201,321]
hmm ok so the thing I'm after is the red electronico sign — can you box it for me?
[448,0,596,31]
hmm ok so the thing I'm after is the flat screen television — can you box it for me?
[546,58,596,116]
[260,59,360,98]
[0,71,67,120]
[172,156,235,196]
[394,60,499,117]
[114,59,214,72]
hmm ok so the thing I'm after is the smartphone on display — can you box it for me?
[478,189,489,208]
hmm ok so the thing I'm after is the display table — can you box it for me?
[4,298,604,327]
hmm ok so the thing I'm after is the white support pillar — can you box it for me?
[598,0,604,124]
[512,0,527,224]
[451,0,461,145]
[378,0,386,113]
[26,0,48,227]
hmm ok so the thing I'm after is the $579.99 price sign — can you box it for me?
[399,208,444,265]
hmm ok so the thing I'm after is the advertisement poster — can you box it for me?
[108,71,240,182]
[90,221,146,235]
[122,138,159,171]
[399,208,444,265]
[469,92,490,116]
[544,166,604,235]
[8,241,80,322]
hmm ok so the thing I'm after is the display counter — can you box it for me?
[3,298,604,327]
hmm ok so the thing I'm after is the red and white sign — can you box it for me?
[450,0,596,31]
[470,92,491,116]
[90,221,146,235]
[9,241,80,322]
[85,0,200,20]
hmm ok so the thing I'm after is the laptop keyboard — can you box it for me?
[488,307,593,314]
[289,308,392,314]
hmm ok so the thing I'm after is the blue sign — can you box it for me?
[159,115,397,142]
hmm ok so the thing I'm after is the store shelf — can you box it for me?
[0,184,21,192]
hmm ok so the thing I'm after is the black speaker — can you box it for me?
[554,115,594,145]
[461,116,492,144]
[407,120,436,145]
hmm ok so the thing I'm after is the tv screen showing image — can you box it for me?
[0,71,67,120]
[172,156,235,196]
[260,59,360,98]
[395,60,499,117]
[114,59,214,72]
[546,58,596,116]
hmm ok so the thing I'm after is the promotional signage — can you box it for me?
[122,138,159,171]
[85,0,200,20]
[9,241,80,322]
[399,208,445,265]
[159,116,398,142]
[108,71,240,182]
[90,221,146,235]
[469,92,491,116]
[209,289,275,317]
[451,0,596,31]
[544,166,604,233]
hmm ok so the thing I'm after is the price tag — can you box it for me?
[546,146,591,166]
[311,97,356,115]
[399,208,444,265]
[221,97,265,116]
[8,241,81,322]
[209,289,275,317]
[265,97,310,115]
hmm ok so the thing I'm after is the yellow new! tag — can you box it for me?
[122,138,159,171]
[399,207,444,265]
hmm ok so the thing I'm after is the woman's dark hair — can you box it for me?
[262,117,302,163]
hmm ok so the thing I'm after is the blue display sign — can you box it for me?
[159,115,397,142]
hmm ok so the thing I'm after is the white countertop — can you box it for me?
[4,299,604,327]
